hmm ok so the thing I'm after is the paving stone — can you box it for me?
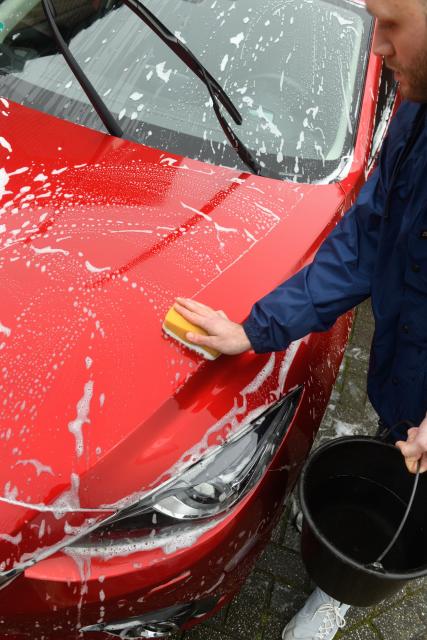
[238,570,272,604]
[270,581,308,618]
[261,612,287,640]
[351,303,375,346]
[336,360,369,416]
[184,626,234,640]
[224,596,265,640]
[371,599,425,640]
[408,578,427,592]
[283,517,301,554]
[338,623,381,639]
[221,571,273,640]
[343,585,411,628]
[344,604,380,628]
[256,544,310,591]
[410,587,427,623]
[202,605,229,632]
[338,585,421,634]
[270,513,287,545]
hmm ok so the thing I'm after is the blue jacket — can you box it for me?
[244,102,427,440]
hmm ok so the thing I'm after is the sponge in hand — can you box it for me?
[163,306,220,360]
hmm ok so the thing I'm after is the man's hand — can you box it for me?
[174,297,252,356]
[396,414,427,474]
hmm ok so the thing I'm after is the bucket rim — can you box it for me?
[299,435,427,580]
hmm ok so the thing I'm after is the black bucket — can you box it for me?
[299,436,427,607]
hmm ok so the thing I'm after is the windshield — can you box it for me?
[0,0,372,183]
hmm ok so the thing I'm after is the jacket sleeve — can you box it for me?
[243,161,387,353]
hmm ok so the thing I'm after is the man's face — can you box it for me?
[366,0,427,102]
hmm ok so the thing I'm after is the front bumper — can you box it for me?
[0,455,304,640]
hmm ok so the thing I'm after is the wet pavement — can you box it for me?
[182,301,427,640]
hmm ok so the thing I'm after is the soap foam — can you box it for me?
[162,323,218,361]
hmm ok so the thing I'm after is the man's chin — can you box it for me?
[397,81,426,103]
[399,83,411,100]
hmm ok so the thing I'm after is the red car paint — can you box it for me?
[0,41,390,638]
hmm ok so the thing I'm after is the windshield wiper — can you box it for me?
[42,0,262,175]
[123,0,240,124]
[41,0,123,138]
[122,0,263,175]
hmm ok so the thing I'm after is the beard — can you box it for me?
[390,47,427,102]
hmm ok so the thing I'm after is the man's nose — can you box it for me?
[372,27,395,58]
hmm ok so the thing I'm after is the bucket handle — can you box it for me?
[366,420,421,571]
[368,458,421,571]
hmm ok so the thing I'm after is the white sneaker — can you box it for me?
[282,588,350,640]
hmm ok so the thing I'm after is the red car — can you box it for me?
[0,1,396,638]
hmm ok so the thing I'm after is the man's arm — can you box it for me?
[174,164,384,357]
[175,104,416,355]
[174,166,386,356]
[243,166,386,352]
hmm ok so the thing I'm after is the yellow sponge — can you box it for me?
[162,307,220,360]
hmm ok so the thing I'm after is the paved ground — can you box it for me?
[181,301,427,640]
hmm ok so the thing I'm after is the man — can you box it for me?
[175,0,427,637]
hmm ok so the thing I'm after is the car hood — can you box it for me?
[0,101,344,561]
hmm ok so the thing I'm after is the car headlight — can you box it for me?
[69,387,301,551]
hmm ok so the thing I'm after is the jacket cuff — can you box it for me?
[243,317,288,353]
